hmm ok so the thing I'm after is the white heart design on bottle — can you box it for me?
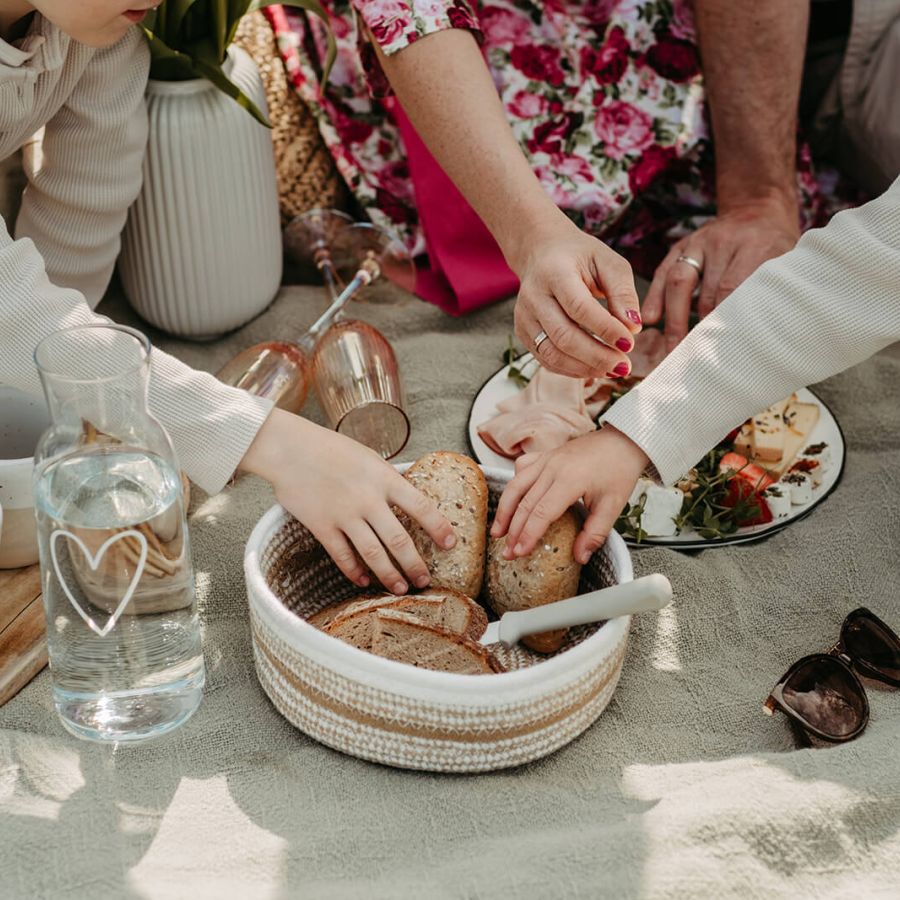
[50,528,148,637]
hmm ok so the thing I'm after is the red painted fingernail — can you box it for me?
[613,363,629,377]
[626,310,642,325]
[615,338,632,352]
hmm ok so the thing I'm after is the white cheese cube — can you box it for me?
[790,457,824,487]
[781,471,812,505]
[640,484,683,537]
[800,442,831,473]
[763,484,792,519]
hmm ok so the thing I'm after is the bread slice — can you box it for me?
[309,595,381,630]
[324,596,444,652]
[312,589,488,641]
[485,509,582,654]
[396,452,488,598]
[371,610,503,675]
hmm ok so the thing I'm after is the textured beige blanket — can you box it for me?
[2,282,898,899]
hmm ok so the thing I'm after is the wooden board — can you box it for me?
[0,565,47,707]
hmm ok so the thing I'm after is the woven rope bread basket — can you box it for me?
[244,465,633,773]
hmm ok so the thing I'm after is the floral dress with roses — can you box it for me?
[266,0,851,289]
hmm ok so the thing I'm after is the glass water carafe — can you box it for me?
[33,324,204,742]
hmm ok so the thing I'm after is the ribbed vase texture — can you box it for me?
[119,47,282,339]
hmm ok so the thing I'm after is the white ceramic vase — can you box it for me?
[119,46,282,340]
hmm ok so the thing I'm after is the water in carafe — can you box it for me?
[33,325,204,742]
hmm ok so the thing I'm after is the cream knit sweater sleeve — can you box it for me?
[603,177,900,486]
[7,27,272,495]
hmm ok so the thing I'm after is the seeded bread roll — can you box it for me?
[371,610,503,675]
[397,452,488,598]
[312,589,488,641]
[485,509,582,654]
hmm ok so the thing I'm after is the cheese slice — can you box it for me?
[733,421,754,458]
[749,396,793,463]
[760,400,820,478]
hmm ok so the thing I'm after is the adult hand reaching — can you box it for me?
[642,201,800,352]
[239,409,455,594]
[512,220,643,380]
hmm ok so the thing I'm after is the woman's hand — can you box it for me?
[239,409,455,594]
[509,219,643,380]
[492,426,649,564]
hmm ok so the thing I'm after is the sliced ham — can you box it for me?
[478,328,669,459]
[477,367,597,459]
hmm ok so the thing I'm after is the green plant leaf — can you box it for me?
[146,0,335,118]
[143,30,196,81]
[161,0,201,47]
[213,0,229,61]
[190,55,270,125]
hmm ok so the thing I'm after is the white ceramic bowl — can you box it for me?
[243,466,633,772]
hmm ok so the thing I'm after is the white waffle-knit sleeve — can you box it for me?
[6,28,272,494]
[603,177,900,486]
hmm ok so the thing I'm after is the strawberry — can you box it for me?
[719,451,774,493]
[723,477,774,526]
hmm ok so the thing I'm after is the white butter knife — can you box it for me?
[479,573,672,647]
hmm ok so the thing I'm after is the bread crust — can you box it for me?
[486,509,582,654]
[372,609,503,675]
[396,452,488,598]
[319,588,489,648]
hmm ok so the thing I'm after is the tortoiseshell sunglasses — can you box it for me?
[764,608,899,743]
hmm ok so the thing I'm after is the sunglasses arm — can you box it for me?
[762,694,779,716]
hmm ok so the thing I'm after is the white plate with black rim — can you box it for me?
[467,353,846,550]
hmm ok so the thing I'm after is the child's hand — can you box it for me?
[240,410,455,594]
[491,426,649,564]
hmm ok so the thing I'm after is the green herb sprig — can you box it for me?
[616,447,768,542]
[615,494,648,543]
[503,335,532,389]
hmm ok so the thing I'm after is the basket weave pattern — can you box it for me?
[234,12,347,225]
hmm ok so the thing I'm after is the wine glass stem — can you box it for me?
[322,261,340,302]
[301,271,370,351]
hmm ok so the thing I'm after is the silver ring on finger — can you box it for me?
[533,330,550,354]
[676,254,703,276]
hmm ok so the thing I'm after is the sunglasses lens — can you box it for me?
[843,611,900,682]
[781,657,866,739]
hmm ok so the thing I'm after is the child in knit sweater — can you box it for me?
[0,1,454,595]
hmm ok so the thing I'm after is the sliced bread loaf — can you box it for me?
[371,609,503,675]
[486,509,582,654]
[396,452,488,598]
[313,589,488,641]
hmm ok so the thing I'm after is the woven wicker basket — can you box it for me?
[243,466,633,772]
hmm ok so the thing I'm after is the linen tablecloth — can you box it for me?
[2,280,899,899]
